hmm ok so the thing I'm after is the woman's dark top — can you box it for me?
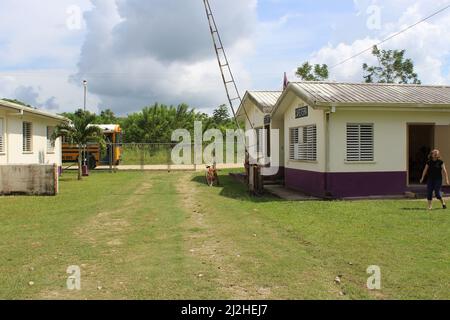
[427,159,444,180]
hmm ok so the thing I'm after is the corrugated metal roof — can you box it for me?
[247,91,282,113]
[291,82,450,106]
[0,99,67,121]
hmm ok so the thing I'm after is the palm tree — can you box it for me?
[53,110,104,180]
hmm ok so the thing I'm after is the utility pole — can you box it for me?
[83,80,88,111]
[82,80,88,170]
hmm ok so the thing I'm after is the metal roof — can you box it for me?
[291,82,450,106]
[0,99,67,121]
[245,91,282,114]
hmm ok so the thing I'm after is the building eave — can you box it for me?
[0,99,68,122]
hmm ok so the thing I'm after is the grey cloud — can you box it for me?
[14,86,40,106]
[13,85,60,111]
[112,0,253,63]
[44,96,60,110]
[73,0,257,114]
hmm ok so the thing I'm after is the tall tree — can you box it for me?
[53,110,104,180]
[96,109,118,124]
[296,62,329,81]
[212,104,230,124]
[363,45,421,84]
[121,103,206,143]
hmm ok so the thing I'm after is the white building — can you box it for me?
[0,99,66,166]
[239,82,450,198]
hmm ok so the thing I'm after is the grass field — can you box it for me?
[119,144,243,165]
[0,170,449,300]
[120,145,174,165]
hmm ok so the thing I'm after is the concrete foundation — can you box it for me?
[0,164,59,196]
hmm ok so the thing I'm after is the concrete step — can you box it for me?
[264,180,285,186]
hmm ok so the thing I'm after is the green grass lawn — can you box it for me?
[0,170,449,300]
[120,145,174,165]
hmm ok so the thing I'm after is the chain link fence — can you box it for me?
[93,142,246,171]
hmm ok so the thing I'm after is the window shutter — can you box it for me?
[0,118,4,153]
[290,125,317,161]
[347,124,374,161]
[290,128,299,160]
[23,122,32,152]
[258,128,265,155]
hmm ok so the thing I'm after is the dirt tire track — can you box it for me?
[39,179,153,300]
[75,181,153,247]
[177,173,272,299]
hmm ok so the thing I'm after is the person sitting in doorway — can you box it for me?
[420,149,450,210]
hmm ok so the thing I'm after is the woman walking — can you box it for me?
[420,149,450,210]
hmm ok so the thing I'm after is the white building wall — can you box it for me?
[328,109,450,173]
[271,117,285,167]
[243,100,265,131]
[284,97,326,172]
[0,109,62,166]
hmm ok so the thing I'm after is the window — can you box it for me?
[289,125,317,161]
[346,124,374,162]
[0,118,4,153]
[23,122,33,153]
[47,126,55,153]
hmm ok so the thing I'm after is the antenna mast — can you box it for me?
[202,0,252,129]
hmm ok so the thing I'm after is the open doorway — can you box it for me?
[265,124,271,157]
[408,124,434,184]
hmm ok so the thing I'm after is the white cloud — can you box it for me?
[2,0,450,116]
[0,0,96,111]
[0,69,101,112]
[311,0,450,84]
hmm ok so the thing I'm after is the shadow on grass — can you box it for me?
[191,173,282,203]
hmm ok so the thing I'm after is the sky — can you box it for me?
[0,0,449,115]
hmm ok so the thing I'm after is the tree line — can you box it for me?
[296,45,421,84]
[60,103,239,143]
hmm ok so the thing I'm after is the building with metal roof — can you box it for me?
[273,82,450,114]
[237,91,282,128]
[0,99,66,167]
[262,82,450,199]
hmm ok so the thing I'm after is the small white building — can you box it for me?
[270,82,450,198]
[237,91,284,178]
[237,91,282,130]
[239,82,450,198]
[0,99,66,166]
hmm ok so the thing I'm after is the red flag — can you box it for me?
[283,72,289,90]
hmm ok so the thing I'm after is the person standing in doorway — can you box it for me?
[420,149,450,210]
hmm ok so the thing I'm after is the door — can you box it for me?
[265,124,271,158]
[408,124,434,184]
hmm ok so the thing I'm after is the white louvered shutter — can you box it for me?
[290,128,299,160]
[290,126,317,161]
[347,124,374,161]
[23,122,32,152]
[0,118,4,153]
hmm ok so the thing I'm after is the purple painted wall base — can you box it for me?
[285,168,326,197]
[285,168,407,199]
